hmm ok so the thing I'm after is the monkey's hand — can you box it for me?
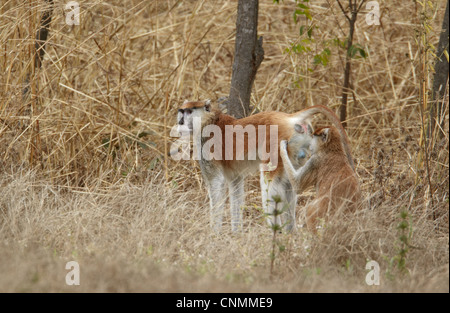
[280,140,289,162]
[280,139,298,185]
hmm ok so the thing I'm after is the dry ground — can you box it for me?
[0,0,448,292]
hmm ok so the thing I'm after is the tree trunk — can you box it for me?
[429,2,449,140]
[34,0,54,69]
[23,0,54,167]
[23,0,54,97]
[226,0,264,119]
[337,0,366,128]
[339,12,357,128]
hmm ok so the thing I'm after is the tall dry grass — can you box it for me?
[0,0,448,292]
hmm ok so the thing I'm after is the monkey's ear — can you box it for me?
[204,99,211,112]
[294,124,305,134]
[321,128,330,142]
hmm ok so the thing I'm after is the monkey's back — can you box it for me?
[213,111,306,176]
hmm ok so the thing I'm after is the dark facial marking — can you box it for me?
[294,123,306,134]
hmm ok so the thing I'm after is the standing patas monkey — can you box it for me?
[280,124,361,231]
[175,100,346,233]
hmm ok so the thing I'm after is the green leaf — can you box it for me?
[297,3,309,9]
[307,26,313,39]
[293,8,312,22]
[305,11,312,20]
[313,49,330,66]
[359,48,367,58]
[398,221,409,230]
[271,224,282,232]
[400,210,408,219]
[272,195,282,203]
[137,131,152,138]
[313,55,322,65]
[149,157,160,170]
[348,44,367,59]
[300,25,306,36]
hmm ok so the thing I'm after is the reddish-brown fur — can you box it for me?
[183,101,351,179]
[180,101,207,110]
[295,126,361,230]
[180,100,351,232]
[203,108,300,177]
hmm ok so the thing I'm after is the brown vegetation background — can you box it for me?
[0,0,448,292]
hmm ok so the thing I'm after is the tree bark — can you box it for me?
[226,0,264,119]
[337,0,366,128]
[340,12,356,128]
[23,0,54,97]
[34,0,54,69]
[429,2,449,140]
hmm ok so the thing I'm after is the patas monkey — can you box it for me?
[280,125,361,231]
[175,100,344,232]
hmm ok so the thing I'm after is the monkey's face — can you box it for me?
[293,123,313,136]
[287,123,313,166]
[177,100,212,133]
[310,127,330,152]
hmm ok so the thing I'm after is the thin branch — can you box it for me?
[326,0,347,36]
[336,0,351,21]
[357,0,368,14]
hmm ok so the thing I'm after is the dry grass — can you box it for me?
[0,0,448,292]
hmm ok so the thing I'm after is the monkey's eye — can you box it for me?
[185,109,192,115]
[294,124,305,134]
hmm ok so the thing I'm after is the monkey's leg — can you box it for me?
[260,170,270,219]
[282,179,297,232]
[305,198,328,233]
[229,176,244,232]
[207,174,227,233]
[260,170,279,228]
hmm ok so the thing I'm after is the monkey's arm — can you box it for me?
[280,140,316,193]
[292,157,317,192]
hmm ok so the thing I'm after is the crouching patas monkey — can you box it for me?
[280,126,361,231]
[175,100,345,233]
